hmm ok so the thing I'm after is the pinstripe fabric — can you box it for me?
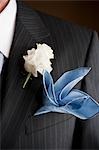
[72,31,99,149]
[1,1,99,149]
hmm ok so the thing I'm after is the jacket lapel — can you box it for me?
[2,2,51,146]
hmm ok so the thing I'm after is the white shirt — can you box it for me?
[0,0,17,58]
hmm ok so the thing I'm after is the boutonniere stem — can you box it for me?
[23,73,31,88]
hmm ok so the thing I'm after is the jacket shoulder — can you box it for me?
[20,2,94,38]
[20,2,96,48]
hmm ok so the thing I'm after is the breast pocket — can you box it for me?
[24,113,76,149]
[25,112,75,135]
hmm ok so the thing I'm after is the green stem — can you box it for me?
[23,73,31,88]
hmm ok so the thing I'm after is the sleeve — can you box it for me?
[72,31,99,149]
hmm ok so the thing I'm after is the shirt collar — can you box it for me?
[0,0,17,58]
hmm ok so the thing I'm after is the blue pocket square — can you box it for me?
[34,67,99,119]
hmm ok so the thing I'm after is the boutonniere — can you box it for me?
[23,43,54,88]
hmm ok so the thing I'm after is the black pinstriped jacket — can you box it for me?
[1,1,99,149]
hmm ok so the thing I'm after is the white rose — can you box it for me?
[23,43,54,77]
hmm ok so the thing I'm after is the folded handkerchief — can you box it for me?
[34,67,99,119]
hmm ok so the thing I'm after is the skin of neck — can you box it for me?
[0,0,10,13]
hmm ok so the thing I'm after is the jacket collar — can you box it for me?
[16,1,50,40]
[1,2,51,144]
[2,1,51,114]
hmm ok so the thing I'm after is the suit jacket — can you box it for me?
[1,1,99,149]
